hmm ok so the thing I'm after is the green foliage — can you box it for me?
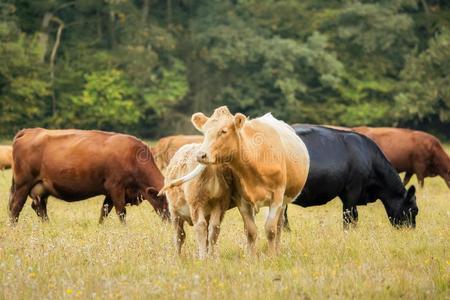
[395,29,450,122]
[0,0,449,138]
[0,5,51,135]
[55,69,140,131]
[142,59,188,116]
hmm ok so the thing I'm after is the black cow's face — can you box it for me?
[391,186,418,228]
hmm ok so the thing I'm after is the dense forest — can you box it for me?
[0,0,449,138]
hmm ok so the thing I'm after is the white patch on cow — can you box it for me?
[207,173,222,198]
[177,204,191,219]
[257,113,310,200]
[268,205,280,219]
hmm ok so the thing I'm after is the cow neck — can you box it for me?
[374,151,406,218]
[379,192,402,220]
[139,154,164,191]
[146,167,165,191]
[228,125,267,201]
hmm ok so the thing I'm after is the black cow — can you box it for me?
[284,125,418,230]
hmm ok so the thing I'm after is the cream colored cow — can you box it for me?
[163,106,310,256]
[153,135,203,175]
[0,145,12,170]
[163,143,232,259]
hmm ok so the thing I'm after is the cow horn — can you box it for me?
[158,164,207,196]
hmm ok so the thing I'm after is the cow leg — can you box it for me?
[8,183,30,224]
[418,176,425,188]
[282,205,291,232]
[275,204,287,253]
[265,201,283,256]
[31,195,49,222]
[236,199,257,256]
[191,207,208,259]
[99,196,113,224]
[110,189,126,224]
[341,184,362,230]
[207,204,225,257]
[173,216,186,255]
[403,172,413,186]
[342,205,358,230]
[414,163,427,188]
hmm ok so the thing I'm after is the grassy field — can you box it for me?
[0,149,449,299]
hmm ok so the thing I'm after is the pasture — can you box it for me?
[0,146,449,299]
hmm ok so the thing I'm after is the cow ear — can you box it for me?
[234,113,246,130]
[192,113,208,132]
[406,185,416,201]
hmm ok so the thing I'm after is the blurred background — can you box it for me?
[0,0,449,139]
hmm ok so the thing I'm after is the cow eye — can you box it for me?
[220,128,228,136]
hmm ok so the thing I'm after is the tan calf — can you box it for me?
[0,145,13,170]
[164,143,232,259]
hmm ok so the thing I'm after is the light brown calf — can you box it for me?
[164,143,232,259]
[0,145,13,170]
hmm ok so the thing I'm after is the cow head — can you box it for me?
[390,185,418,228]
[192,106,246,165]
[146,187,170,220]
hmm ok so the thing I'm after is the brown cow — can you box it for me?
[164,143,232,259]
[353,127,450,188]
[164,106,310,256]
[153,135,203,174]
[9,128,169,224]
[0,145,13,170]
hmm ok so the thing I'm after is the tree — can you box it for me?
[56,69,140,131]
[0,4,51,135]
[395,29,450,124]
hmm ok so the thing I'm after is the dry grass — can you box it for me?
[0,147,449,299]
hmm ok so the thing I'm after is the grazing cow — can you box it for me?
[153,135,203,174]
[284,125,418,229]
[0,145,13,170]
[163,143,232,259]
[163,106,310,256]
[352,127,450,188]
[9,128,169,224]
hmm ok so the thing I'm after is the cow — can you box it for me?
[153,135,203,174]
[352,127,450,188]
[284,125,418,230]
[0,145,13,170]
[162,106,310,256]
[8,128,169,224]
[163,143,232,259]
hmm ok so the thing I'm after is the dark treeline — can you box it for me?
[0,0,449,139]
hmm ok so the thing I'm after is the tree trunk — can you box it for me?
[97,10,103,40]
[142,0,150,23]
[49,17,64,116]
[109,9,117,48]
[420,0,431,33]
[37,12,53,63]
[167,0,172,27]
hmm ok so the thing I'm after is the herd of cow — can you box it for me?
[1,106,449,258]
